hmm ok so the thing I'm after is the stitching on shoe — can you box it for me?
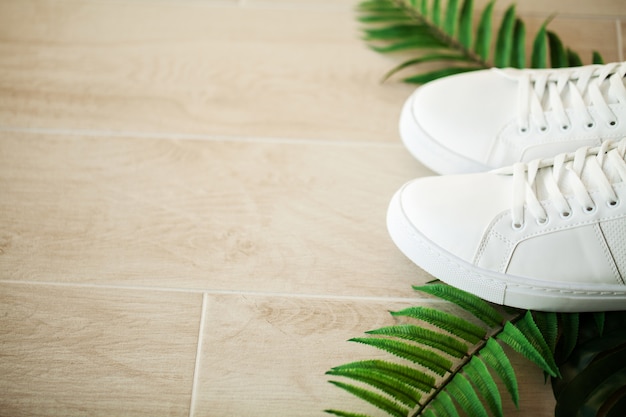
[596,222,626,285]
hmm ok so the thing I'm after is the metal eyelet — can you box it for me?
[584,205,597,214]
[512,221,524,230]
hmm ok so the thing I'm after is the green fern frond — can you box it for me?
[593,312,606,335]
[391,306,486,343]
[327,367,421,407]
[559,313,580,360]
[413,284,503,327]
[533,311,558,354]
[328,381,409,417]
[464,356,503,417]
[497,321,559,377]
[367,324,469,358]
[479,338,519,407]
[350,337,452,376]
[514,312,560,377]
[446,373,490,417]
[429,391,460,417]
[332,360,436,393]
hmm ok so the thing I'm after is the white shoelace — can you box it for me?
[517,62,626,132]
[508,138,626,229]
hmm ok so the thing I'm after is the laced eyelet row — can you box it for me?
[512,199,621,230]
[518,119,619,135]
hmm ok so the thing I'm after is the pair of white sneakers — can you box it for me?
[387,62,626,312]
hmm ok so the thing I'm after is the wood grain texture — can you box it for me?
[0,283,203,417]
[473,0,626,17]
[1,0,621,416]
[192,294,556,417]
[0,131,430,296]
[0,0,413,142]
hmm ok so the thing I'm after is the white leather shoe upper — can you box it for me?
[387,139,626,311]
[401,62,626,175]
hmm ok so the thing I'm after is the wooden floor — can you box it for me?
[0,1,624,416]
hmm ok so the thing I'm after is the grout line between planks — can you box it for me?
[189,292,209,417]
[617,19,624,62]
[0,125,402,149]
[0,279,433,304]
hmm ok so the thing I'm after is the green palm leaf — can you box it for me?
[494,5,516,67]
[530,19,549,68]
[403,66,477,83]
[547,30,568,68]
[511,19,526,68]
[357,0,604,83]
[443,0,459,36]
[325,410,373,417]
[473,0,494,61]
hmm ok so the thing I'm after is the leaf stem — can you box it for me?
[409,311,525,417]
[391,0,491,68]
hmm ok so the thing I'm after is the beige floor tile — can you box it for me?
[0,283,203,417]
[515,15,620,65]
[191,293,555,417]
[622,20,626,61]
[0,131,429,296]
[475,0,626,18]
[0,0,413,142]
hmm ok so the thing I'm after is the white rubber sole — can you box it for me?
[387,187,626,312]
[399,91,491,175]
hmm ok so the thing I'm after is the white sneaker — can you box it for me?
[400,62,626,175]
[387,139,626,312]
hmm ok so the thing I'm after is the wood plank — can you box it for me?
[192,294,556,417]
[0,0,413,142]
[475,0,626,18]
[0,131,430,296]
[0,283,203,417]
